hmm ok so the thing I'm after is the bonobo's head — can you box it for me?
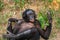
[22,9,36,22]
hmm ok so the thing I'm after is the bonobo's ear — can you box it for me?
[22,13,25,18]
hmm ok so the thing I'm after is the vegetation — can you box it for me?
[0,0,60,40]
[13,0,25,10]
[0,13,13,24]
[0,1,4,11]
[37,7,54,29]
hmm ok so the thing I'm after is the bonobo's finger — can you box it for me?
[47,12,52,20]
[47,11,52,23]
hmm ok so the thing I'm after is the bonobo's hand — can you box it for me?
[8,18,18,22]
[47,11,52,23]
[8,18,13,25]
[8,18,18,26]
[8,18,13,22]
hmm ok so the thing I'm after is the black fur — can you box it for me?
[3,9,52,40]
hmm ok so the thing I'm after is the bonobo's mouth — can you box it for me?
[30,19,34,22]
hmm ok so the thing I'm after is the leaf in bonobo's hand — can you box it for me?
[37,12,50,29]
[38,16,45,29]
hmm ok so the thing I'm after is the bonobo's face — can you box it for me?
[26,11,35,22]
[22,9,36,22]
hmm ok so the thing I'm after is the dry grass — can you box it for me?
[0,0,60,40]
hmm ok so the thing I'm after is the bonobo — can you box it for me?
[3,9,52,40]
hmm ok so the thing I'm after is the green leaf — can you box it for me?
[0,1,4,11]
[37,12,49,29]
[38,16,45,29]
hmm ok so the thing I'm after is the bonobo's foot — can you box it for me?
[47,11,52,23]
[3,34,14,38]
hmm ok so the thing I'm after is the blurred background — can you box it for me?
[0,0,60,40]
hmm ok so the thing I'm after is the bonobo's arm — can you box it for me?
[36,22,52,39]
[36,12,52,39]
[7,18,18,33]
[8,18,18,22]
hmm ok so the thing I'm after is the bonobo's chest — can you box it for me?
[20,22,35,32]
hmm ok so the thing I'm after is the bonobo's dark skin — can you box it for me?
[3,9,52,40]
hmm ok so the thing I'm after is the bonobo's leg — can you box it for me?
[7,18,18,33]
[7,21,13,40]
[3,28,39,40]
[7,18,18,40]
[7,23,12,34]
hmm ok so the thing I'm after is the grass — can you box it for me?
[0,0,60,40]
[0,37,7,40]
[0,13,14,40]
[0,1,4,11]
[13,0,25,10]
[56,17,60,29]
[0,13,13,24]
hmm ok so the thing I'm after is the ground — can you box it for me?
[0,0,60,40]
